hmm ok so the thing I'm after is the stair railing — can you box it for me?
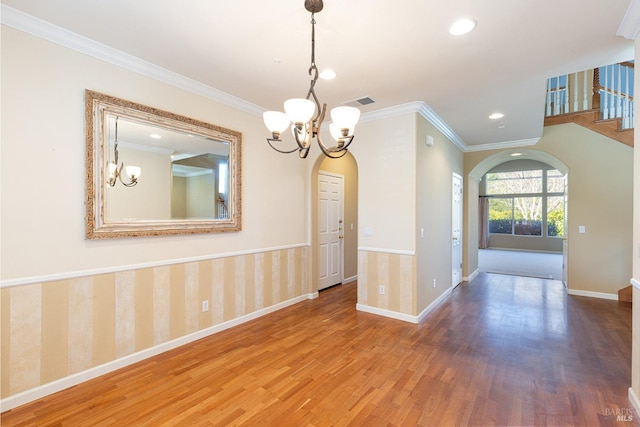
[545,62,634,130]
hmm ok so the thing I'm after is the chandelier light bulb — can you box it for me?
[329,123,343,142]
[284,98,316,124]
[125,166,141,180]
[263,111,291,136]
[330,106,360,136]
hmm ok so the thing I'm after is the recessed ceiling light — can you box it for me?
[320,69,336,80]
[510,152,523,157]
[449,18,477,36]
[489,112,504,120]
[150,133,162,139]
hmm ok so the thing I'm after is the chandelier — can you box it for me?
[107,117,141,187]
[263,0,360,159]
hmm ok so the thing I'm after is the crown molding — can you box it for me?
[417,102,467,151]
[0,4,265,117]
[464,137,540,152]
[617,0,640,40]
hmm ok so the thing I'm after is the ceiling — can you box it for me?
[2,0,636,149]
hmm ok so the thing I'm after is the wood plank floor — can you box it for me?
[2,273,637,426]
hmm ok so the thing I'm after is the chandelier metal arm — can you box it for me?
[266,137,304,154]
[118,163,138,187]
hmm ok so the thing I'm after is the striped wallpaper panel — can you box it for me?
[358,250,416,315]
[1,247,309,399]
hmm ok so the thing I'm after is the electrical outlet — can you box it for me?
[379,285,385,295]
[202,300,209,312]
[433,279,436,288]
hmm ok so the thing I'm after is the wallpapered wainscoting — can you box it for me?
[1,246,310,404]
[357,250,416,317]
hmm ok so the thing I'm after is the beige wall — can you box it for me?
[108,148,171,220]
[171,176,187,217]
[465,123,633,296]
[349,113,417,315]
[415,115,464,314]
[1,25,313,405]
[347,112,463,317]
[1,26,309,281]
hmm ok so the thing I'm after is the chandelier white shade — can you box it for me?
[263,0,360,159]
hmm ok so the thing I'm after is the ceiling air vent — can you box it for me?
[343,96,375,107]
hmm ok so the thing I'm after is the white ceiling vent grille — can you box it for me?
[343,96,375,107]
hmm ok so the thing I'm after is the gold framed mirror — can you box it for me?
[85,90,242,238]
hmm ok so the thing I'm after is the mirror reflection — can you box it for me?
[104,115,231,221]
[86,90,242,238]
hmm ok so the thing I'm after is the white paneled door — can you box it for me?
[452,173,463,287]
[318,172,344,290]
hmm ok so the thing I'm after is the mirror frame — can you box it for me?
[85,90,242,239]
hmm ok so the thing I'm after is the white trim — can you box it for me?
[464,268,480,282]
[0,4,264,117]
[629,387,640,418]
[0,292,317,412]
[617,0,640,40]
[416,287,453,323]
[631,278,640,290]
[0,243,309,288]
[356,303,419,324]
[343,275,357,284]
[358,247,415,256]
[566,288,618,300]
[417,103,466,151]
[359,101,424,123]
[356,286,453,324]
[359,101,467,151]
[464,138,540,153]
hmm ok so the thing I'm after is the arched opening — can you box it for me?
[467,149,569,281]
[310,152,359,293]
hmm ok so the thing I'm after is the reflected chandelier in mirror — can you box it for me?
[85,90,242,238]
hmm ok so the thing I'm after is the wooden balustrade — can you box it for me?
[545,62,634,130]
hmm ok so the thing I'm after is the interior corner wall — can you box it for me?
[464,123,633,296]
[0,26,311,407]
[415,115,463,314]
[350,113,417,316]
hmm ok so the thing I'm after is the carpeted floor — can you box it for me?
[478,249,563,280]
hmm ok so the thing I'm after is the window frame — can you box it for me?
[486,169,565,238]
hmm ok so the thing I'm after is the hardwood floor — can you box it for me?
[2,273,636,426]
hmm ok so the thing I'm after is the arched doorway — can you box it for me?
[311,153,359,292]
[467,149,568,282]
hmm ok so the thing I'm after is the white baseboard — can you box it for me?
[566,288,618,300]
[631,278,640,290]
[629,387,640,418]
[356,287,453,325]
[356,303,418,323]
[0,292,318,413]
[417,287,453,323]
[343,275,357,284]
[464,268,479,282]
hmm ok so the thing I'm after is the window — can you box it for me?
[486,169,565,238]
